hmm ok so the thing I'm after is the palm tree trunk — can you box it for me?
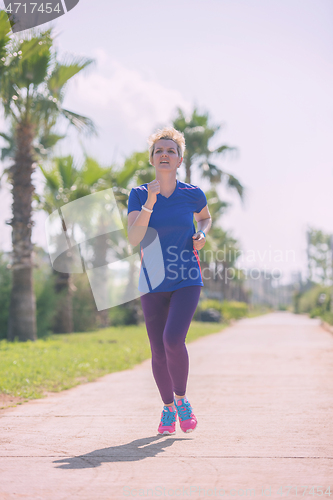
[52,270,74,333]
[91,225,110,328]
[184,159,192,184]
[7,121,37,341]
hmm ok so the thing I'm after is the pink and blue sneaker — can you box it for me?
[158,405,177,435]
[174,397,197,433]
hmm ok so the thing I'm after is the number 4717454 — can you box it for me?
[5,3,61,14]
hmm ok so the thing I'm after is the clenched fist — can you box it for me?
[192,232,206,251]
[146,179,161,208]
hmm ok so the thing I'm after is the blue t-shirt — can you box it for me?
[127,179,207,293]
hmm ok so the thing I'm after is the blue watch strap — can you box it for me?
[198,230,206,238]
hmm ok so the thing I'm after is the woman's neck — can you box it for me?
[156,176,177,197]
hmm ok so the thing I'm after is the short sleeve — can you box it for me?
[127,188,142,214]
[195,188,207,213]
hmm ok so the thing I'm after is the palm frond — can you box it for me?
[39,132,65,149]
[198,161,221,182]
[81,156,110,186]
[0,165,13,188]
[61,108,97,135]
[214,145,238,155]
[15,37,52,88]
[0,130,16,160]
[53,155,78,189]
[18,35,51,63]
[47,56,94,97]
[0,131,11,140]
[115,164,139,187]
[39,163,62,192]
[226,173,244,200]
[116,151,150,187]
[172,107,189,131]
[205,188,231,224]
[0,10,11,63]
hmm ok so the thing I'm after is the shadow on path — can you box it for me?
[53,435,189,469]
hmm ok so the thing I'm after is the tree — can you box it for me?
[35,154,112,332]
[196,192,243,301]
[0,14,95,341]
[114,150,154,189]
[36,153,148,331]
[171,107,248,300]
[306,228,333,286]
[172,107,244,201]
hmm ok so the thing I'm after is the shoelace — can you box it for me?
[161,407,176,426]
[176,400,192,421]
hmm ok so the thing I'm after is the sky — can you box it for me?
[0,0,332,284]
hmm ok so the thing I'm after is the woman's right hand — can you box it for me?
[146,179,160,207]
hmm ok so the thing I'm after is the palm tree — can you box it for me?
[36,153,148,331]
[172,107,244,200]
[115,150,153,188]
[67,150,156,326]
[35,155,112,332]
[0,15,95,341]
[190,184,241,297]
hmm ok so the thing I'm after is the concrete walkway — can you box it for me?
[1,312,332,500]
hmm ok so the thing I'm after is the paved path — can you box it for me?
[0,312,332,500]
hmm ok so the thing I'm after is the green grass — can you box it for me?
[0,321,225,403]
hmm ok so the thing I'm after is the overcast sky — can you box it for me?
[0,0,332,283]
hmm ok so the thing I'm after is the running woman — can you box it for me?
[127,127,212,435]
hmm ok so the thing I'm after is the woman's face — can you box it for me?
[151,139,182,173]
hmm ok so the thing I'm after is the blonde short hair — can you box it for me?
[148,127,186,161]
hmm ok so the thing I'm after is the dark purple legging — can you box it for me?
[140,285,201,405]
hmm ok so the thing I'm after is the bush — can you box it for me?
[298,284,331,314]
[193,299,248,322]
[220,301,248,320]
[309,307,323,318]
[193,299,222,322]
[0,247,143,337]
[321,312,333,325]
[0,248,62,339]
[34,269,59,338]
[32,247,66,338]
[108,301,140,326]
[200,308,221,322]
[298,284,332,323]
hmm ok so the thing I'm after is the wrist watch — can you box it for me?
[197,230,206,237]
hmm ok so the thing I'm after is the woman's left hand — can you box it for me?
[192,232,206,251]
